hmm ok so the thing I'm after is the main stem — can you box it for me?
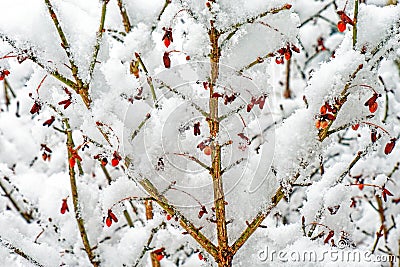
[64,119,98,267]
[208,21,232,267]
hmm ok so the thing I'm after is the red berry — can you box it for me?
[371,131,377,143]
[106,217,112,227]
[275,57,284,64]
[337,21,346,32]
[164,38,171,48]
[166,214,172,221]
[43,116,55,127]
[198,253,204,260]
[111,158,119,167]
[60,199,69,214]
[108,210,118,223]
[284,51,292,61]
[162,28,173,48]
[358,183,364,190]
[69,158,76,168]
[30,102,41,114]
[156,254,164,261]
[369,102,378,113]
[0,69,10,80]
[384,139,396,155]
[163,52,171,68]
[352,124,360,131]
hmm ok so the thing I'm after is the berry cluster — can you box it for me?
[315,101,338,129]
[275,43,300,64]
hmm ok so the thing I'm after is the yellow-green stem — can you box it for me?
[353,0,359,48]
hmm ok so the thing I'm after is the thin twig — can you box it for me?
[116,0,131,33]
[0,33,77,90]
[87,0,108,84]
[218,105,245,122]
[173,153,211,171]
[100,163,112,184]
[132,222,165,267]
[135,53,158,108]
[131,113,151,141]
[0,237,44,267]
[0,179,33,223]
[238,53,275,73]
[44,0,83,87]
[221,158,246,175]
[157,79,209,117]
[299,1,335,28]
[231,172,300,254]
[220,3,292,35]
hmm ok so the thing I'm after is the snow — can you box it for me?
[0,0,400,266]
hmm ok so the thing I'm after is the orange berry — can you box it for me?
[204,146,211,156]
[369,102,378,113]
[156,254,164,261]
[320,120,329,129]
[320,105,327,115]
[337,21,346,32]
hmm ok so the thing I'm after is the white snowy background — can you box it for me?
[0,0,399,266]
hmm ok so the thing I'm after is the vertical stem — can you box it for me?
[382,91,389,123]
[352,0,359,48]
[375,195,388,239]
[123,209,134,227]
[100,163,112,184]
[284,58,291,99]
[398,238,400,267]
[208,21,232,267]
[64,119,98,267]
